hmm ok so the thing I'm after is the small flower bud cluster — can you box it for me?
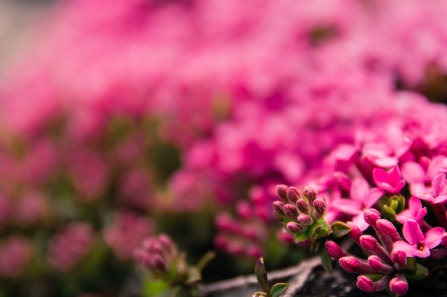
[325,209,436,296]
[47,223,94,272]
[274,185,330,242]
[214,210,265,259]
[0,237,31,278]
[104,211,154,260]
[134,234,175,275]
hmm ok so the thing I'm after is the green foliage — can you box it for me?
[253,258,289,297]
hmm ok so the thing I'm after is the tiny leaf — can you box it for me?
[331,221,351,238]
[253,292,268,297]
[320,245,333,272]
[255,258,270,293]
[197,251,215,271]
[186,267,201,285]
[294,232,310,243]
[270,283,289,297]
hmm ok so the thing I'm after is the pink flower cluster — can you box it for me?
[1,0,447,293]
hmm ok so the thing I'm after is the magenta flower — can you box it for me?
[413,173,447,204]
[373,165,405,194]
[393,220,445,258]
[332,178,384,230]
[396,197,427,225]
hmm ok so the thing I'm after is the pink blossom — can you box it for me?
[332,178,384,230]
[373,166,405,194]
[413,173,447,204]
[393,220,445,258]
[396,197,427,225]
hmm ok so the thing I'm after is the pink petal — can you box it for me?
[423,227,445,249]
[364,188,384,209]
[374,157,398,168]
[433,195,447,204]
[350,178,369,201]
[393,240,417,257]
[432,174,446,196]
[403,220,424,245]
[351,214,370,231]
[389,166,403,186]
[408,197,422,212]
[401,162,426,184]
[413,246,431,258]
[373,167,389,186]
[427,156,447,180]
[331,199,362,215]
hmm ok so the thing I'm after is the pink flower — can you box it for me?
[332,178,384,230]
[396,197,427,225]
[393,220,445,258]
[373,165,405,194]
[413,173,447,204]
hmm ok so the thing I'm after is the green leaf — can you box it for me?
[310,219,331,238]
[320,245,333,272]
[406,264,429,281]
[331,221,351,238]
[255,258,270,293]
[294,232,310,243]
[143,279,170,297]
[270,283,289,297]
[253,292,268,297]
[197,251,215,271]
[186,267,202,285]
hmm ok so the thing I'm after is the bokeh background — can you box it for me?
[1,0,447,296]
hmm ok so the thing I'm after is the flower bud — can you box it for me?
[363,209,381,226]
[312,199,326,219]
[389,277,408,296]
[367,255,382,271]
[297,213,313,225]
[151,254,167,272]
[296,199,310,214]
[334,172,352,191]
[287,187,301,203]
[357,275,374,293]
[360,235,377,250]
[339,256,361,273]
[303,187,317,204]
[325,241,346,259]
[347,222,362,242]
[273,201,286,218]
[376,219,401,241]
[158,234,174,253]
[276,185,289,203]
[284,204,299,219]
[391,250,407,266]
[286,221,304,233]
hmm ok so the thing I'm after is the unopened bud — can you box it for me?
[273,201,286,218]
[389,277,408,296]
[360,235,378,250]
[347,222,362,242]
[339,256,361,273]
[391,250,407,266]
[287,221,304,233]
[357,275,374,293]
[276,185,289,203]
[312,199,326,219]
[368,255,382,271]
[334,172,352,191]
[376,219,401,241]
[284,204,299,219]
[325,241,346,259]
[151,254,167,272]
[297,213,313,225]
[287,187,301,203]
[364,209,381,226]
[158,234,174,253]
[296,199,310,214]
[303,187,317,204]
